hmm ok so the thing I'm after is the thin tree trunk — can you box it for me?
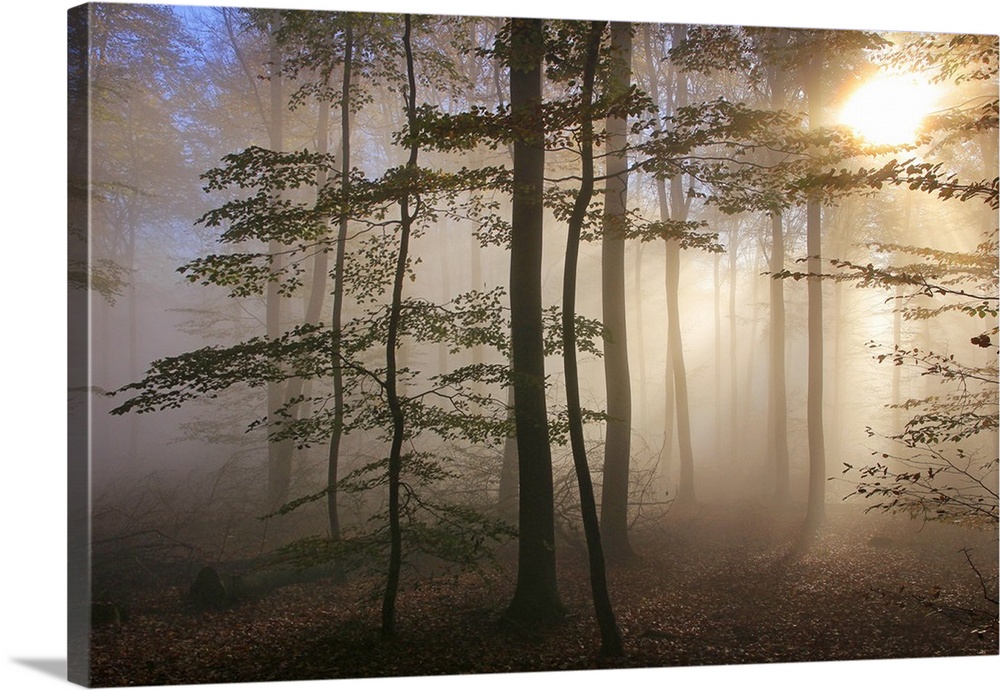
[327,21,353,583]
[769,212,790,501]
[506,16,564,623]
[742,241,762,453]
[804,50,826,530]
[641,24,674,493]
[728,223,739,464]
[562,21,623,656]
[279,75,334,494]
[600,20,634,563]
[381,14,419,639]
[714,251,722,463]
[745,242,761,395]
[266,13,291,509]
[665,25,696,505]
[666,234,696,505]
[765,35,790,502]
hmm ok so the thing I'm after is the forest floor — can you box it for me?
[89,502,998,686]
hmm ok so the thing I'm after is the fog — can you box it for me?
[69,3,998,684]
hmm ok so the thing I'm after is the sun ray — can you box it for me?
[839,73,937,145]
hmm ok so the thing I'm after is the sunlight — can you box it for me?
[839,72,937,145]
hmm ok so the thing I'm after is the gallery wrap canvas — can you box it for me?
[68,1,998,687]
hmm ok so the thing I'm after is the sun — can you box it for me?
[839,73,937,145]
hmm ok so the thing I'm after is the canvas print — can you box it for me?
[68,2,999,686]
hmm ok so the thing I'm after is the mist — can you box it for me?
[68,4,998,685]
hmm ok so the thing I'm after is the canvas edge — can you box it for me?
[68,3,93,687]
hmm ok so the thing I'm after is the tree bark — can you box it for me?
[266,12,292,509]
[327,20,353,584]
[666,231,696,506]
[765,34,791,502]
[498,381,519,523]
[633,242,647,433]
[505,17,564,623]
[600,20,635,563]
[804,51,826,530]
[562,21,624,655]
[664,25,696,506]
[381,14,418,639]
[641,25,674,495]
[769,212,790,501]
[728,223,739,464]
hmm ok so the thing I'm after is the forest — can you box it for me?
[67,2,998,686]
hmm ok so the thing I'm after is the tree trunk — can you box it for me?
[497,381,519,523]
[765,37,790,502]
[666,235,696,506]
[804,51,826,530]
[714,251,722,464]
[728,223,739,464]
[266,13,292,509]
[278,71,335,506]
[641,24,674,495]
[381,15,418,639]
[600,20,635,563]
[769,212,790,501]
[562,22,623,656]
[633,242,646,432]
[327,21,353,583]
[505,17,564,623]
[664,25,696,506]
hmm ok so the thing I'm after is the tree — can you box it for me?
[599,20,635,561]
[764,30,792,502]
[840,33,999,531]
[377,13,419,638]
[274,8,363,581]
[112,11,519,640]
[803,40,827,530]
[265,10,292,509]
[558,19,624,656]
[667,25,889,519]
[645,24,707,507]
[505,16,565,624]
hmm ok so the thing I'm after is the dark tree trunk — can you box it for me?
[600,20,635,564]
[498,381,519,523]
[562,22,624,656]
[327,21,353,584]
[505,17,564,623]
[381,15,418,639]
